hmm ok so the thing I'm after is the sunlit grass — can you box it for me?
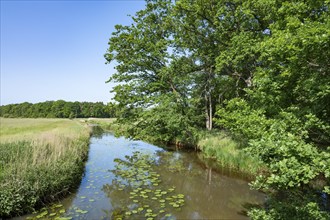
[0,118,91,217]
[86,118,118,131]
[198,131,265,178]
[0,118,89,142]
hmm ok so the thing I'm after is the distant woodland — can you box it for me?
[0,101,118,118]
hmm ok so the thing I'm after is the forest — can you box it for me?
[105,0,330,219]
[0,100,118,118]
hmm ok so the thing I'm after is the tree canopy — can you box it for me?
[0,101,117,119]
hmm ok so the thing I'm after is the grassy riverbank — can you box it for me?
[197,131,265,178]
[88,118,263,178]
[86,118,118,131]
[0,118,91,218]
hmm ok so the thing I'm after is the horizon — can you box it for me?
[0,0,145,106]
[0,99,111,106]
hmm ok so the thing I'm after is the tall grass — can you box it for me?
[198,131,265,178]
[0,118,91,218]
[87,118,123,133]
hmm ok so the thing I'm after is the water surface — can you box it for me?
[19,132,264,219]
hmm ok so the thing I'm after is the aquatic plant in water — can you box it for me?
[104,151,185,219]
[25,204,74,220]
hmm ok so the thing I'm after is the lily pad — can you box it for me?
[173,203,180,208]
[177,194,184,198]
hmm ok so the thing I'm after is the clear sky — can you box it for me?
[0,0,145,105]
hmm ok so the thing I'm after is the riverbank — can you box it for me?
[197,131,265,178]
[0,118,91,218]
[17,132,265,220]
[89,119,264,179]
[86,118,119,132]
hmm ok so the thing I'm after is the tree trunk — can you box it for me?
[205,92,213,131]
[205,69,214,131]
[205,93,210,130]
[209,94,212,130]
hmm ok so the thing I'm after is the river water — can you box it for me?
[18,132,265,220]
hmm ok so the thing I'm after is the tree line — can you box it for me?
[105,0,329,219]
[0,100,118,118]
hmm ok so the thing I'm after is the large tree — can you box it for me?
[172,0,268,130]
[105,0,266,138]
[105,0,205,144]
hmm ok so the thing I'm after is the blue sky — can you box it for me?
[1,0,145,105]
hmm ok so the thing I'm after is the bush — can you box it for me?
[214,99,330,219]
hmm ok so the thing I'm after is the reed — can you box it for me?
[0,118,91,218]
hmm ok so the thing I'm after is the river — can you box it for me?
[18,132,265,220]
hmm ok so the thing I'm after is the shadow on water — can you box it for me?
[90,125,105,139]
[15,132,265,220]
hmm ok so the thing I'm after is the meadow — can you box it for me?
[0,118,91,217]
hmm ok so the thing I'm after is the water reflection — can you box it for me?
[153,151,264,219]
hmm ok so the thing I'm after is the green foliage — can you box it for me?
[113,95,199,145]
[105,0,189,143]
[248,0,330,145]
[0,100,116,118]
[105,0,259,142]
[249,133,322,190]
[215,98,273,141]
[106,0,330,218]
[249,199,330,220]
[215,100,329,218]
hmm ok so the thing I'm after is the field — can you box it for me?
[0,118,91,218]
